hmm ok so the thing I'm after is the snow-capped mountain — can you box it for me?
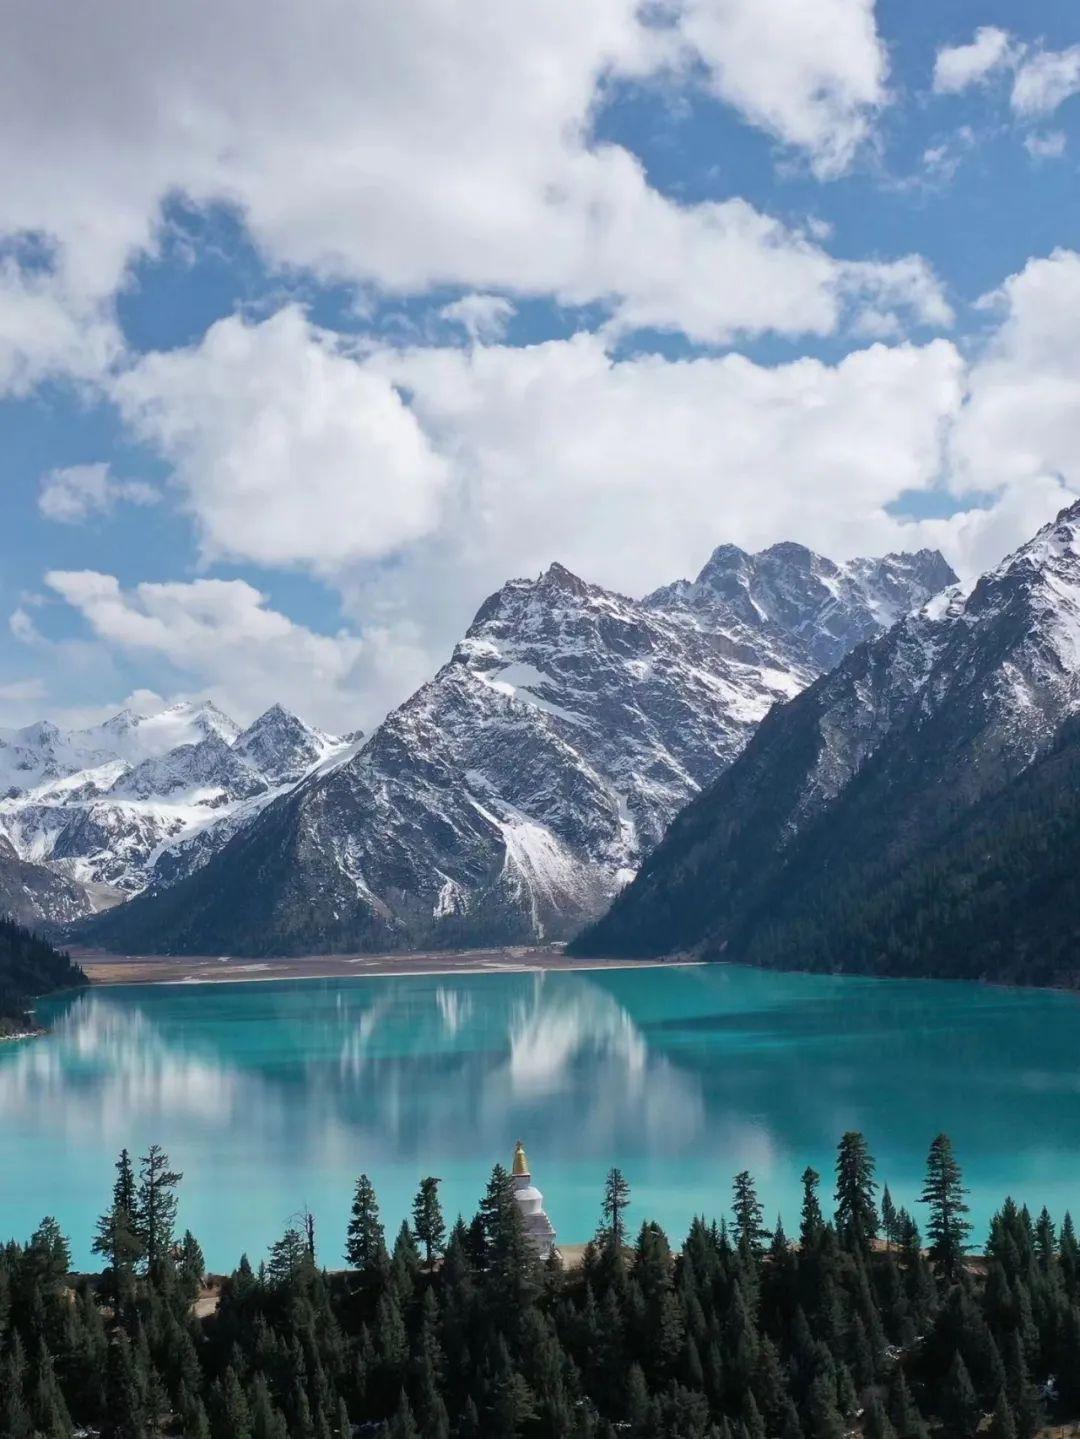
[81,541,953,956]
[0,700,352,919]
[648,542,956,671]
[574,500,1080,984]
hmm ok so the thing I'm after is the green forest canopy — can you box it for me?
[2,1131,1077,1439]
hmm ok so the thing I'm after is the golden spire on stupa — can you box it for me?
[512,1139,529,1176]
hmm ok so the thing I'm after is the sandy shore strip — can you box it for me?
[70,945,704,986]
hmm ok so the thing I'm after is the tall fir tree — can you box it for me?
[732,1171,771,1255]
[597,1168,632,1254]
[919,1134,971,1280]
[800,1167,825,1249]
[834,1132,878,1256]
[411,1176,447,1265]
[345,1174,390,1282]
[136,1144,182,1278]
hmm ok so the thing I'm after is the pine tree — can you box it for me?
[919,1134,971,1280]
[93,1156,143,1304]
[807,1365,845,1439]
[387,1391,419,1439]
[211,1366,252,1439]
[800,1168,824,1249]
[136,1144,182,1278]
[479,1164,540,1312]
[881,1185,898,1248]
[1,1335,32,1439]
[887,1367,928,1439]
[834,1132,878,1256]
[780,1397,804,1439]
[390,1218,421,1296]
[626,1362,650,1434]
[178,1381,212,1439]
[988,1388,1017,1439]
[865,1395,898,1439]
[732,1171,771,1255]
[411,1176,447,1265]
[29,1340,72,1439]
[178,1229,206,1300]
[103,1332,149,1439]
[943,1352,979,1439]
[266,1225,312,1287]
[345,1174,389,1281]
[597,1167,632,1254]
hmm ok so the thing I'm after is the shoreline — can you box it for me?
[69,945,707,988]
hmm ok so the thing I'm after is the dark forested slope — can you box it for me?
[575,502,1080,986]
[0,913,85,1033]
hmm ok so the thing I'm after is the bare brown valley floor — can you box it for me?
[71,946,702,985]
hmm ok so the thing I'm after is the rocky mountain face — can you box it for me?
[0,700,350,922]
[80,542,953,956]
[573,501,1080,985]
[0,846,92,931]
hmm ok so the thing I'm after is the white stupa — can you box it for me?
[511,1140,557,1259]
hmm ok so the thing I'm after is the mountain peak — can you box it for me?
[539,561,590,596]
[757,540,825,570]
[233,703,339,785]
[247,702,297,728]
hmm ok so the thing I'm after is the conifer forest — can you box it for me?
[3,1131,1079,1439]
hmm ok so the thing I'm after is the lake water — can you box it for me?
[4,963,1080,1271]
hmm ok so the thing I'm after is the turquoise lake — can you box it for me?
[4,963,1080,1271]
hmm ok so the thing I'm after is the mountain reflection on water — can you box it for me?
[3,964,1080,1269]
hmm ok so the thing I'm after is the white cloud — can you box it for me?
[0,0,940,352]
[1012,45,1080,117]
[678,0,888,178]
[113,307,450,570]
[373,332,964,586]
[0,260,120,396]
[948,249,1080,506]
[0,678,47,704]
[1023,130,1067,159]
[28,248,1080,722]
[38,462,157,524]
[42,571,371,730]
[440,295,516,344]
[933,27,1016,94]
[917,475,1074,581]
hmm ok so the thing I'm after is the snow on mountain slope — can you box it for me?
[574,500,1080,971]
[0,700,351,918]
[647,542,957,670]
[81,542,953,956]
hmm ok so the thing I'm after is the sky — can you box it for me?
[1,0,1079,735]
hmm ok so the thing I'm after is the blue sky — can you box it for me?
[1,0,1078,732]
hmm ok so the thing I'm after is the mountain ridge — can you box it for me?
[573,500,1080,986]
[0,699,354,925]
[75,538,954,955]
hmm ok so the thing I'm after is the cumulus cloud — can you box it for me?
[41,572,372,730]
[948,249,1080,503]
[1023,130,1067,160]
[440,295,517,344]
[932,29,1080,128]
[0,0,940,353]
[113,307,450,570]
[933,27,1016,94]
[38,463,157,524]
[1011,45,1080,118]
[30,248,1080,722]
[362,332,965,606]
[678,0,887,178]
[0,259,120,396]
